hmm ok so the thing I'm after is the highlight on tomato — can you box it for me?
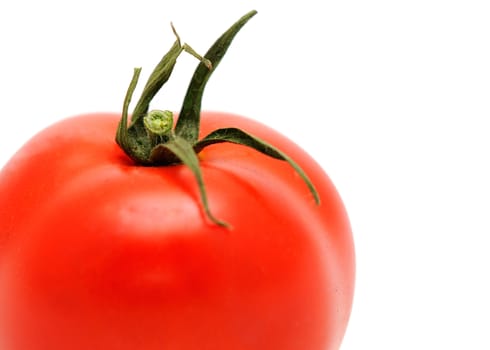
[0,10,355,350]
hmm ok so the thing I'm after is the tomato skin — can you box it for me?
[0,112,354,350]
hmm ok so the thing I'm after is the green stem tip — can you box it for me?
[115,10,320,228]
[145,109,173,133]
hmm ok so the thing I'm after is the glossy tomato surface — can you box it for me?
[0,112,355,350]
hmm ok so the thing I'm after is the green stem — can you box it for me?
[115,10,321,228]
[116,67,141,154]
[195,128,321,205]
[143,109,174,146]
[174,10,258,143]
[153,137,230,227]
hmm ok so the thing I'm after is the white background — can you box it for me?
[1,1,489,349]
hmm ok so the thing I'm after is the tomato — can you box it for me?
[0,112,354,350]
[0,10,355,350]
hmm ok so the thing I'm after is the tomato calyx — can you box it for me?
[116,10,320,227]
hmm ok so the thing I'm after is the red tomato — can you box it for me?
[0,111,354,350]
